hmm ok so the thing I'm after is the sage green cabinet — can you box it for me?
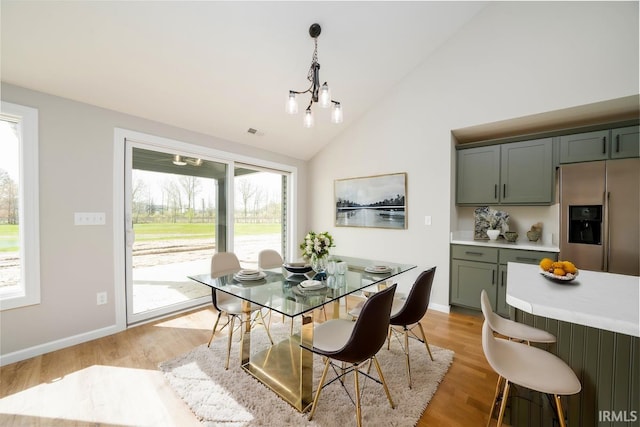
[559,125,639,163]
[456,145,500,205]
[611,125,640,159]
[456,138,554,205]
[450,245,558,316]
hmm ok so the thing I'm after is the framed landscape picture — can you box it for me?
[335,172,407,229]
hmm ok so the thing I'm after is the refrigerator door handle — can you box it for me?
[603,191,610,272]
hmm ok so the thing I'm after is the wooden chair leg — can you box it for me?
[208,311,222,347]
[403,328,412,388]
[372,356,395,409]
[496,380,510,427]
[416,322,434,361]
[354,367,362,427]
[308,358,331,421]
[224,316,236,370]
[555,395,567,427]
[487,375,504,427]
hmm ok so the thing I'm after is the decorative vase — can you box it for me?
[486,229,500,241]
[311,254,328,280]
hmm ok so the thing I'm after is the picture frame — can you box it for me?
[335,172,407,229]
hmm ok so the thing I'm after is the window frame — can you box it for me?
[0,101,40,310]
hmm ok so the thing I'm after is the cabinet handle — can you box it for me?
[501,270,505,287]
[516,256,538,263]
[503,183,506,198]
[602,136,607,154]
[616,135,620,153]
[494,184,498,199]
[492,270,495,285]
[465,251,484,256]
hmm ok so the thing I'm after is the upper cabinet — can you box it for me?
[559,125,639,163]
[456,138,554,206]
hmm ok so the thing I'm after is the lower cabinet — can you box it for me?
[450,244,557,317]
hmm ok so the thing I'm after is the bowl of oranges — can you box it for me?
[539,258,579,282]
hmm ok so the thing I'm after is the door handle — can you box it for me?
[492,270,495,285]
[602,136,607,154]
[616,135,620,153]
[503,184,506,199]
[494,184,498,199]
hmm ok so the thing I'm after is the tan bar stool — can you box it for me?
[481,320,581,427]
[480,289,556,345]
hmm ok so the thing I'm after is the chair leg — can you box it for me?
[224,316,235,370]
[308,358,331,421]
[208,311,223,347]
[554,395,567,427]
[496,379,510,427]
[486,375,504,427]
[258,310,274,345]
[416,322,434,361]
[387,326,392,350]
[372,356,395,409]
[403,328,412,389]
[354,366,362,427]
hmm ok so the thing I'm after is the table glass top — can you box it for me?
[188,255,416,317]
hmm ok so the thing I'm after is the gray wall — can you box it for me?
[0,83,308,360]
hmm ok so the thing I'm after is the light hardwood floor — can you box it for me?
[0,304,497,426]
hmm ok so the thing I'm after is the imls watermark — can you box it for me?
[599,410,638,422]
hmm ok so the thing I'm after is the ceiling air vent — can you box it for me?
[247,128,258,134]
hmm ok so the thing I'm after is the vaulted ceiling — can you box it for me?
[1,1,487,160]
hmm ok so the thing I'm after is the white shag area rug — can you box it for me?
[159,321,454,427]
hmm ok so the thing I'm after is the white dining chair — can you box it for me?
[209,252,273,369]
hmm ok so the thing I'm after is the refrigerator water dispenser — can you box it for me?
[568,205,602,245]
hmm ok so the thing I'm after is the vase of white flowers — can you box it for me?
[300,231,334,279]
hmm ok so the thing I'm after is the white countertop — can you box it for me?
[506,262,640,337]
[450,231,559,252]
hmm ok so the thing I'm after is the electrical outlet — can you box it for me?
[75,212,106,226]
[96,292,108,305]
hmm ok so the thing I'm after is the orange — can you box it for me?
[553,268,566,276]
[551,261,565,269]
[563,261,577,274]
[539,258,553,271]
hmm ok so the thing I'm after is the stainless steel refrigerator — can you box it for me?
[559,158,639,276]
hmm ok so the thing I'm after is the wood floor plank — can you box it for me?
[0,305,495,426]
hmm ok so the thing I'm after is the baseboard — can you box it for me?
[0,323,123,367]
[428,302,450,314]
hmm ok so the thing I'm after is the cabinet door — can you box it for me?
[559,130,609,163]
[500,138,554,204]
[610,126,639,159]
[497,264,510,317]
[450,259,497,310]
[456,146,500,205]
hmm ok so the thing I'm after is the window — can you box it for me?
[0,102,40,310]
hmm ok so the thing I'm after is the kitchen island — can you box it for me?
[506,262,639,426]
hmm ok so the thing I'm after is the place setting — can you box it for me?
[232,269,267,283]
[364,264,392,274]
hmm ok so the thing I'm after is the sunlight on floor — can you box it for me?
[0,365,201,426]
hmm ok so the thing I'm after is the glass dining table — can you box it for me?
[188,255,416,413]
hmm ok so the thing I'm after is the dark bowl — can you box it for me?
[283,263,313,274]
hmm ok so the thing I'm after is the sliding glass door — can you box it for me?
[125,144,229,324]
[123,140,293,325]
[233,164,288,268]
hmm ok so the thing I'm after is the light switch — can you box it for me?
[424,215,432,226]
[74,212,106,226]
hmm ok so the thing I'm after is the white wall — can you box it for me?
[307,2,639,307]
[0,83,308,361]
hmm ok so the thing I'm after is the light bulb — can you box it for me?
[319,83,331,108]
[303,109,314,128]
[172,155,187,166]
[331,103,343,124]
[286,92,298,114]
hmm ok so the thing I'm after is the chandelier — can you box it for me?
[286,23,343,128]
